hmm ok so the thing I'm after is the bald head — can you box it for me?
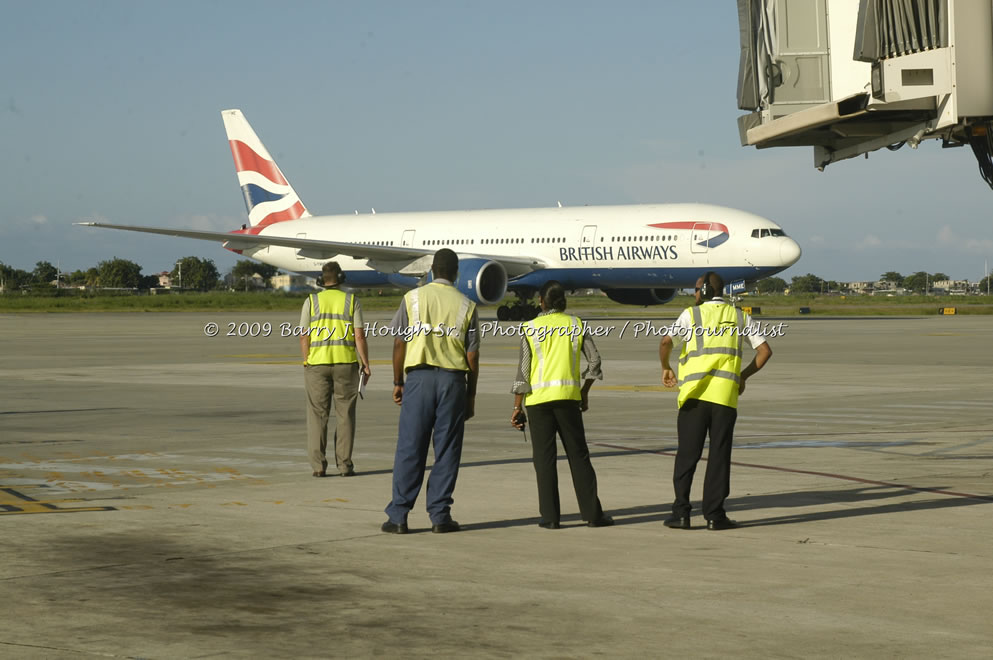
[432,248,459,281]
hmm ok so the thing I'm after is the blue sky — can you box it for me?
[2,1,991,282]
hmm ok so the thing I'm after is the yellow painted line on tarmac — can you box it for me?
[601,384,678,392]
[253,361,307,365]
[0,487,116,515]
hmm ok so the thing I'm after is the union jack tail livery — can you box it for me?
[221,109,311,228]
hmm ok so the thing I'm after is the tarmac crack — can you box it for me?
[0,639,137,658]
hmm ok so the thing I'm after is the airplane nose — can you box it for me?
[780,239,801,265]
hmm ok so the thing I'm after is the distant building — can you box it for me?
[270,273,318,292]
[157,271,172,287]
[934,279,971,295]
[844,281,875,294]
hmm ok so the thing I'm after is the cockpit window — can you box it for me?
[752,228,787,238]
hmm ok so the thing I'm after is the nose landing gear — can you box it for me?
[496,300,540,322]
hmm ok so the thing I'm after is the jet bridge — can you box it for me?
[736,0,993,189]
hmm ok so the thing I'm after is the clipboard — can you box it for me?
[358,365,370,399]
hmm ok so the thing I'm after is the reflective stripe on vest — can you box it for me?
[307,289,358,364]
[677,303,743,409]
[402,282,475,372]
[524,312,583,405]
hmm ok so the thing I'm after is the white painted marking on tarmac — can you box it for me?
[880,402,989,409]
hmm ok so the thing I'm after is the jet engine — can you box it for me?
[454,258,508,305]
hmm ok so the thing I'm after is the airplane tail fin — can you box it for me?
[221,109,312,228]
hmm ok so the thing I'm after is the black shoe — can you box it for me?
[587,516,614,528]
[431,520,461,534]
[664,514,691,530]
[538,521,561,530]
[381,520,408,534]
[707,517,738,531]
[340,469,356,477]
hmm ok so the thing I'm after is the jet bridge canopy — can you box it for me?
[736,0,993,189]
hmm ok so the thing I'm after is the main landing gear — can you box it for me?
[496,293,540,322]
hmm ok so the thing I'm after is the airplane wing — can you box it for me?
[75,222,546,275]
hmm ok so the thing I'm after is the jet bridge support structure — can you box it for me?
[736,0,993,189]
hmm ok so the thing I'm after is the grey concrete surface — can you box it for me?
[1,310,991,659]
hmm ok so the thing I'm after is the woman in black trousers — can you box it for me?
[510,281,612,529]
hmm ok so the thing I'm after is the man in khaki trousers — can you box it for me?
[300,262,371,477]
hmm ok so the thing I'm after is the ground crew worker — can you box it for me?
[659,271,772,530]
[300,261,370,478]
[511,281,613,529]
[382,249,480,534]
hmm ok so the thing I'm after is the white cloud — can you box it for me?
[936,224,993,253]
[855,234,881,250]
[30,214,47,225]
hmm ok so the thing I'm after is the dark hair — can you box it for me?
[432,248,459,281]
[322,261,344,286]
[539,280,567,311]
[699,271,723,300]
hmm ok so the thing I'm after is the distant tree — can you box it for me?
[230,259,278,290]
[85,267,100,287]
[979,274,993,295]
[139,274,161,289]
[825,280,839,292]
[255,263,278,281]
[902,271,931,294]
[881,271,903,284]
[790,273,824,294]
[98,258,142,288]
[171,256,219,291]
[65,269,88,286]
[0,262,32,290]
[932,272,949,282]
[32,261,58,286]
[756,276,787,294]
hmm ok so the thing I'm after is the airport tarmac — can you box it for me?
[1,310,991,659]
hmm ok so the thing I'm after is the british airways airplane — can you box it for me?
[80,109,801,320]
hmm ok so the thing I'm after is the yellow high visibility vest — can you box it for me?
[677,303,745,409]
[307,289,358,365]
[524,312,583,405]
[403,282,475,372]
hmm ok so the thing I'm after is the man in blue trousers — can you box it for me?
[382,249,480,534]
